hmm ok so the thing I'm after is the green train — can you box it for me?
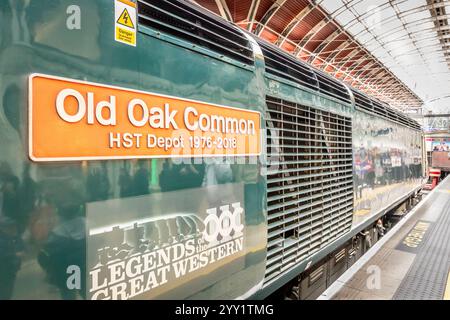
[0,0,423,300]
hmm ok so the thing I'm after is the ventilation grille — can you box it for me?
[264,96,354,285]
[315,70,352,105]
[372,100,387,118]
[257,40,318,91]
[351,88,421,131]
[256,39,351,105]
[352,88,373,113]
[137,0,254,65]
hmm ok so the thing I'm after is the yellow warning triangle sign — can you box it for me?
[117,8,134,28]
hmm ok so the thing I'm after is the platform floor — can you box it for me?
[320,176,450,300]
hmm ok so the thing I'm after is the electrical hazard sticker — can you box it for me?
[115,0,137,47]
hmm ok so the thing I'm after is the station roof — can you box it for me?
[193,0,450,113]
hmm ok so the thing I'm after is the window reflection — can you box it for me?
[0,152,263,299]
[352,113,423,226]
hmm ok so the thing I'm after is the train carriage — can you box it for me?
[0,0,423,300]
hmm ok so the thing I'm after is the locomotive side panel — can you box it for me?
[0,0,267,300]
[352,110,423,227]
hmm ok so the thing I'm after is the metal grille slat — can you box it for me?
[269,184,353,198]
[268,191,353,212]
[267,144,352,150]
[267,196,353,225]
[267,197,353,223]
[269,127,351,138]
[269,158,352,166]
[264,96,354,285]
[267,169,353,184]
[267,175,353,193]
[267,136,353,144]
[267,182,352,200]
[267,163,352,176]
[267,109,352,127]
[269,118,351,134]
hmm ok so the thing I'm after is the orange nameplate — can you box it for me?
[29,74,261,161]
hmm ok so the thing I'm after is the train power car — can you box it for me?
[0,0,423,300]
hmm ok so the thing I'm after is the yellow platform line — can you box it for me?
[444,269,450,300]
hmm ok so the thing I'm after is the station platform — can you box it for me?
[319,176,450,300]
